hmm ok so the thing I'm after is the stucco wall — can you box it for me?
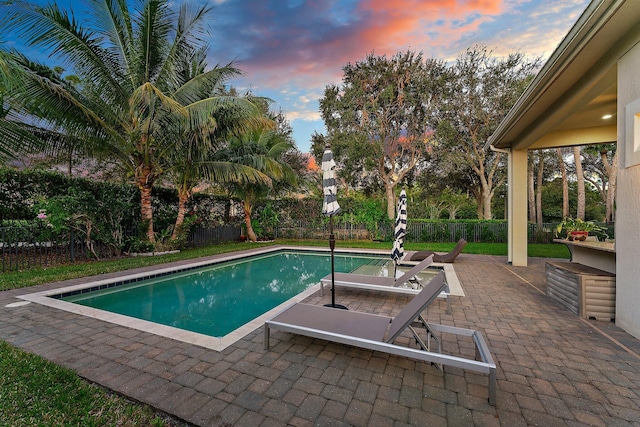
[615,41,640,339]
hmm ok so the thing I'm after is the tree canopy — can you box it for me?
[432,46,540,219]
[313,50,446,219]
[0,0,263,243]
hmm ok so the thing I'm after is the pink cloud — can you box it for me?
[234,0,508,92]
[205,0,589,151]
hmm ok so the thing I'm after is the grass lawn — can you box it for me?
[0,341,179,426]
[0,239,569,425]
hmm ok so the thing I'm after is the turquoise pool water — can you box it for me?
[62,250,387,337]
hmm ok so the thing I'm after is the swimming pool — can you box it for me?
[17,246,461,350]
[60,250,387,337]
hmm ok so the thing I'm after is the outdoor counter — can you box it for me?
[549,239,616,320]
[552,239,616,274]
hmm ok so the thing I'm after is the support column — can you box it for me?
[508,149,528,266]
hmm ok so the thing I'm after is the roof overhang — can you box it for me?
[487,0,640,151]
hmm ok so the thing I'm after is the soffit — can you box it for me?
[488,0,640,150]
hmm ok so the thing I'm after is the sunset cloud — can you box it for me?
[205,0,590,152]
[8,0,591,152]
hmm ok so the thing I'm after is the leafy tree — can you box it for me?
[528,150,556,225]
[573,146,586,220]
[440,188,471,219]
[0,0,261,243]
[433,46,540,219]
[556,148,570,219]
[314,50,446,219]
[582,143,617,222]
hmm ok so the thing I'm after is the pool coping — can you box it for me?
[16,245,462,352]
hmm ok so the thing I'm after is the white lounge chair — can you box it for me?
[320,255,451,312]
[264,272,496,405]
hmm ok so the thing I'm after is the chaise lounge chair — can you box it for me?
[264,272,497,405]
[320,255,435,296]
[410,238,467,263]
[319,255,451,313]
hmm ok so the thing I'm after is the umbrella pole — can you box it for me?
[326,216,348,310]
[330,216,336,307]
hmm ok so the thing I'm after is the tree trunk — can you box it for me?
[171,189,191,240]
[573,146,585,220]
[482,186,492,219]
[606,150,618,222]
[474,187,483,219]
[528,154,535,222]
[244,199,257,242]
[557,148,569,218]
[536,152,544,225]
[136,167,155,243]
[385,184,395,220]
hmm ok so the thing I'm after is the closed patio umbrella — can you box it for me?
[322,145,346,309]
[391,189,407,277]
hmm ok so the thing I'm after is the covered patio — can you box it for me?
[488,0,640,340]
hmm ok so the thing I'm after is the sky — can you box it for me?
[206,0,591,153]
[6,0,592,153]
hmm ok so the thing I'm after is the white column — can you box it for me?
[508,149,529,266]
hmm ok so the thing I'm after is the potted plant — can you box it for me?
[555,217,606,241]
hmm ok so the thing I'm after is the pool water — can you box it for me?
[62,250,387,337]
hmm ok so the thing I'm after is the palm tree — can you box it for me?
[164,47,272,242]
[218,124,297,242]
[1,0,260,242]
[0,52,56,161]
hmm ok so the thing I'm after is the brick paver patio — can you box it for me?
[1,250,639,426]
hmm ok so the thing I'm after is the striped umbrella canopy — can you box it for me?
[391,189,407,268]
[322,146,347,308]
[321,148,341,216]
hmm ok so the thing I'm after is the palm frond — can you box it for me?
[178,96,261,136]
[130,81,185,138]
[135,0,172,84]
[1,50,124,150]
[92,0,136,89]
[0,117,43,159]
[157,1,213,86]
[3,2,128,104]
[194,161,272,186]
[172,63,242,105]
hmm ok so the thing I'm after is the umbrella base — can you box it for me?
[324,303,349,310]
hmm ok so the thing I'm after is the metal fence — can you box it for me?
[277,220,511,243]
[275,220,614,245]
[1,221,615,273]
[188,225,240,247]
[0,227,113,273]
[1,224,242,273]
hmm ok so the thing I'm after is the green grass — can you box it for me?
[0,238,568,425]
[0,340,179,426]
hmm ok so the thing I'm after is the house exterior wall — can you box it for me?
[615,41,640,339]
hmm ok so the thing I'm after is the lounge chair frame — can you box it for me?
[410,239,467,263]
[320,255,451,313]
[264,273,496,405]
